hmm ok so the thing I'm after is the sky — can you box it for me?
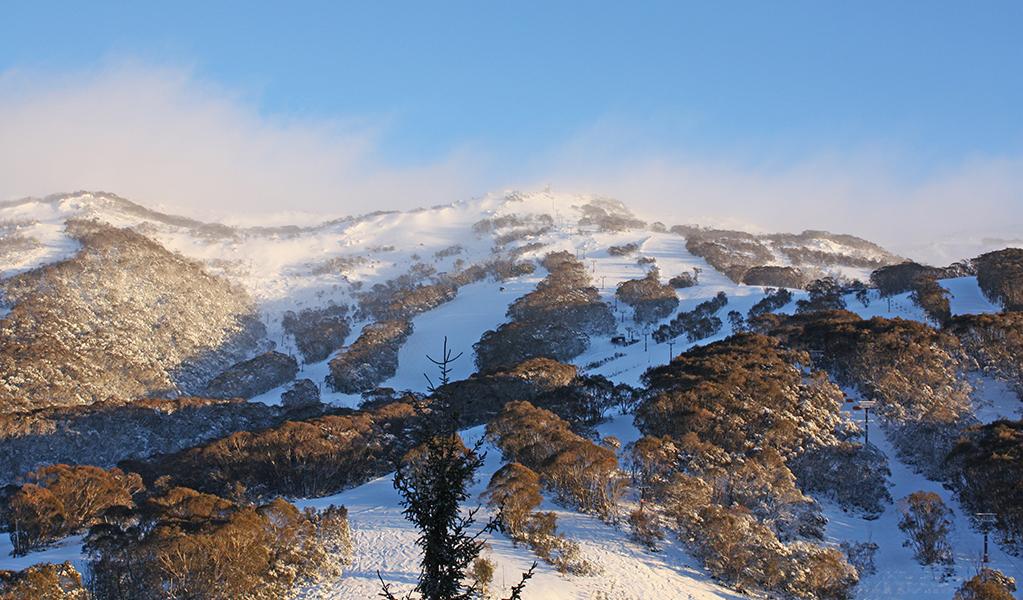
[1,1,1021,257]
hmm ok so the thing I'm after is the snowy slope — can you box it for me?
[1,190,1021,598]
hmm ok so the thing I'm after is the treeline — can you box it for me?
[741,265,806,288]
[870,261,966,324]
[767,311,973,478]
[677,226,897,284]
[945,311,1023,401]
[629,334,872,598]
[487,401,623,522]
[607,242,638,256]
[326,320,414,394]
[4,485,355,600]
[3,464,143,555]
[353,262,445,320]
[575,198,646,232]
[973,248,1023,311]
[0,397,410,597]
[85,490,351,600]
[0,561,88,598]
[615,270,679,323]
[471,212,553,236]
[436,357,636,430]
[326,255,538,395]
[203,351,299,400]
[651,292,727,343]
[282,304,352,364]
[128,400,416,501]
[747,287,793,319]
[471,211,554,249]
[473,252,615,372]
[946,420,1023,549]
[482,462,597,575]
[0,396,321,487]
[0,219,266,411]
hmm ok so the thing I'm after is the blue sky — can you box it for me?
[1,2,1021,253]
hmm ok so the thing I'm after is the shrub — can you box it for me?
[954,568,1017,600]
[747,287,793,319]
[310,255,367,276]
[768,311,974,476]
[945,312,1023,401]
[434,244,464,259]
[203,351,299,400]
[0,561,88,599]
[474,253,614,372]
[628,507,663,551]
[795,277,847,313]
[946,420,1023,546]
[910,275,951,325]
[138,402,415,500]
[788,442,892,519]
[870,262,942,297]
[487,402,624,522]
[85,488,344,600]
[741,266,806,289]
[607,243,639,257]
[668,272,697,288]
[651,292,728,343]
[483,462,544,537]
[636,334,844,456]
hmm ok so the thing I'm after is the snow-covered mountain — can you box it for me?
[0,189,1020,600]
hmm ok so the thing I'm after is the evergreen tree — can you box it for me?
[381,338,533,600]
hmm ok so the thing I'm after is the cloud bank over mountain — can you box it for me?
[1,62,1021,259]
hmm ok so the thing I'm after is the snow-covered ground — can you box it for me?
[1,190,1022,598]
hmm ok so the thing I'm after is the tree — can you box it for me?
[382,341,533,600]
[482,463,543,537]
[386,431,487,600]
[795,277,847,313]
[727,311,746,334]
[897,491,955,567]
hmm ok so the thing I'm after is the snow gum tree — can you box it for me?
[897,491,956,568]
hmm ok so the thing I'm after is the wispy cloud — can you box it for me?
[2,62,1020,262]
[526,118,1023,260]
[0,61,489,222]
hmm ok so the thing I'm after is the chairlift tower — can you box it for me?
[978,513,997,564]
[855,400,877,446]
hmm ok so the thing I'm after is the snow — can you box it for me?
[289,425,748,600]
[943,276,1002,316]
[824,389,1023,598]
[2,190,1021,598]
